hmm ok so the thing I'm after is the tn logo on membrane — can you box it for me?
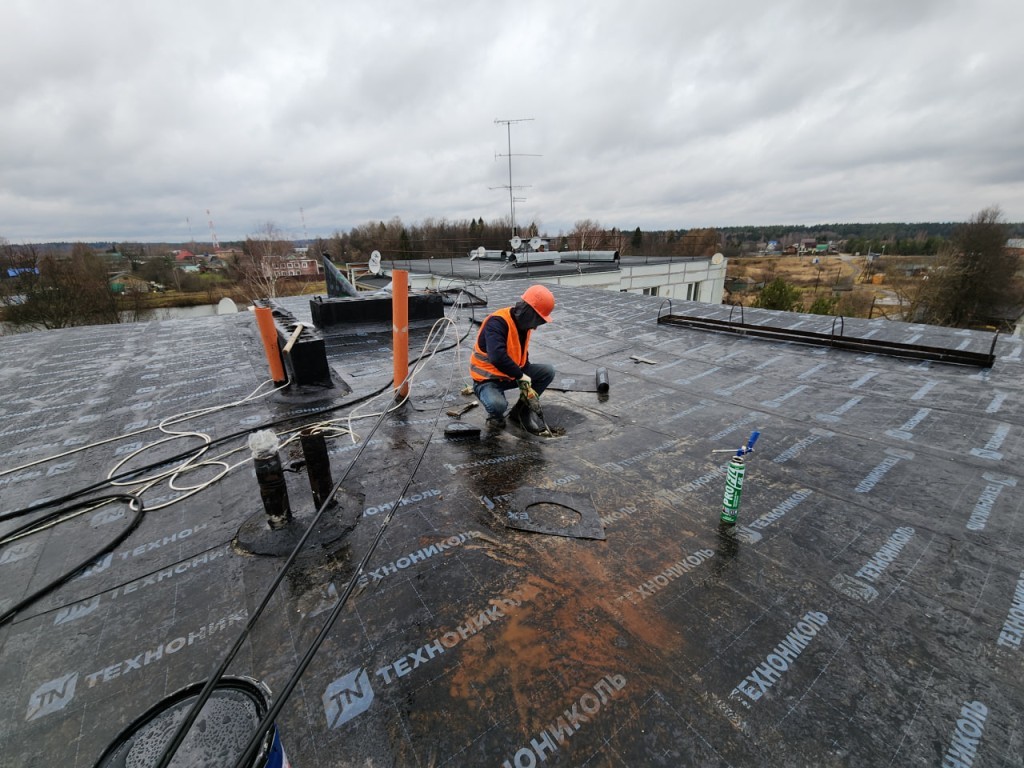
[323,668,374,729]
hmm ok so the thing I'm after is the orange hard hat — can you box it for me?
[521,284,555,322]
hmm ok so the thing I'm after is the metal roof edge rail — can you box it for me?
[656,310,996,367]
[657,297,674,321]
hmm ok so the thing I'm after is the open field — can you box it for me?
[725,254,911,317]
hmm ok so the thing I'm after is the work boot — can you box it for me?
[486,415,506,431]
[510,398,547,434]
[508,399,527,426]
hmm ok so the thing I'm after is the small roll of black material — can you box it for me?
[596,367,610,394]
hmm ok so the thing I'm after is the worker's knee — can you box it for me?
[473,381,509,418]
[524,362,555,394]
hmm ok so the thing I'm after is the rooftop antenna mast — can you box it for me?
[206,209,220,252]
[300,207,309,242]
[493,118,540,238]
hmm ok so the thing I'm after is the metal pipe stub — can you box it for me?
[595,367,610,394]
[299,427,336,509]
[253,452,292,529]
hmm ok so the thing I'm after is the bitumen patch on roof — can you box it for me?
[1,282,1023,767]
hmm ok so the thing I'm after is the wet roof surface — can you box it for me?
[2,282,1024,767]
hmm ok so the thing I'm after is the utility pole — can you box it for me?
[493,118,540,239]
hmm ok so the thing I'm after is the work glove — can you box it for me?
[517,375,538,401]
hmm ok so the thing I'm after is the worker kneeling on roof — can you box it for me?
[470,284,555,432]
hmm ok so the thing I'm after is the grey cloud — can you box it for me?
[1,0,1022,243]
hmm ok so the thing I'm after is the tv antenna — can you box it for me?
[493,118,540,237]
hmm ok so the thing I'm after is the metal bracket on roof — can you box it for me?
[656,301,997,367]
[505,489,606,540]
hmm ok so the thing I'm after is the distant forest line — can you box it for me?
[717,221,1024,242]
[11,218,1024,260]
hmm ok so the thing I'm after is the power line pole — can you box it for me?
[493,118,540,238]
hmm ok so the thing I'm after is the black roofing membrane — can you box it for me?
[2,282,1023,767]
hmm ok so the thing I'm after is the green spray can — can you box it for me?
[718,430,759,525]
[721,455,746,524]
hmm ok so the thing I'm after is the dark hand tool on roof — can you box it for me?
[446,401,479,419]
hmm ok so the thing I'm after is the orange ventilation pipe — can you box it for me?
[254,306,287,384]
[392,270,409,399]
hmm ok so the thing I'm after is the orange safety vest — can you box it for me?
[469,306,531,383]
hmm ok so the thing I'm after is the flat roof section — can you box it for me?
[1,284,1023,767]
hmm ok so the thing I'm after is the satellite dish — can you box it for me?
[711,252,724,265]
[510,236,522,250]
[470,246,486,261]
[529,236,542,251]
[369,250,382,274]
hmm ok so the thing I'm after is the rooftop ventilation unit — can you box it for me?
[513,250,619,267]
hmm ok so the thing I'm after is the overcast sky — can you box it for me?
[2,0,1022,244]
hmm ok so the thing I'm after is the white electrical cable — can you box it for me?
[340,314,462,441]
[4,281,488,522]
[105,313,465,510]
[0,379,286,479]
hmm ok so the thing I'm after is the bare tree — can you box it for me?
[346,218,405,261]
[675,228,720,257]
[911,206,1020,327]
[570,219,608,250]
[137,253,178,289]
[3,243,120,330]
[0,238,29,332]
[235,222,292,300]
